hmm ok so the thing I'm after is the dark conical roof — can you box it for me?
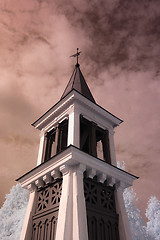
[61,64,96,103]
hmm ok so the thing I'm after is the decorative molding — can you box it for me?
[74,163,86,175]
[34,94,74,130]
[18,146,137,193]
[115,181,129,191]
[86,168,96,179]
[51,169,61,179]
[35,179,44,188]
[59,164,70,176]
[107,176,116,187]
[97,173,107,183]
[27,183,37,192]
[33,90,122,132]
[43,174,52,184]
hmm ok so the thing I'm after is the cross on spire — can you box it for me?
[61,50,96,103]
[70,48,81,66]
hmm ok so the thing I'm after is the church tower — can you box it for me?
[17,49,137,240]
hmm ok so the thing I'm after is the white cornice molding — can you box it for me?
[17,146,137,191]
[33,91,122,131]
[74,92,122,127]
[36,96,74,130]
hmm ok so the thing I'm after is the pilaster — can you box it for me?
[67,108,80,148]
[37,132,45,166]
[55,163,88,240]
[115,182,132,240]
[20,188,37,240]
[108,129,117,166]
[72,164,88,240]
[55,165,73,240]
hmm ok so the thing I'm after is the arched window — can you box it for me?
[37,221,43,239]
[44,219,49,239]
[106,221,113,240]
[50,216,57,240]
[88,216,97,240]
[99,219,105,240]
[31,223,36,240]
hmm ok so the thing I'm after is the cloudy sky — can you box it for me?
[0,0,160,218]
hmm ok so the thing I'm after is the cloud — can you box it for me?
[0,0,160,218]
[58,0,160,74]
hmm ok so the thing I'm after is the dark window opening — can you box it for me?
[96,129,104,160]
[57,119,68,153]
[80,116,111,163]
[80,118,90,154]
[44,119,68,162]
[45,129,57,161]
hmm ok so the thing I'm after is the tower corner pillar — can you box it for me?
[37,132,45,166]
[115,182,132,240]
[72,164,88,240]
[108,129,117,166]
[67,108,80,148]
[20,185,37,240]
[55,164,73,240]
[55,163,88,240]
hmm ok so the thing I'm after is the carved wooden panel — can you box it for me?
[32,178,62,240]
[84,177,119,240]
[36,180,62,213]
[32,211,58,240]
[84,177,116,212]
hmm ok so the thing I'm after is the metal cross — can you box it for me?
[70,48,81,65]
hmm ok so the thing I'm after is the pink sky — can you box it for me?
[0,0,160,218]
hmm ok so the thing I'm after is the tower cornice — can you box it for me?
[16,145,138,191]
[32,90,123,131]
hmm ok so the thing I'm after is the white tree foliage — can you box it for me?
[0,184,29,240]
[123,188,152,240]
[146,196,160,240]
[118,161,153,240]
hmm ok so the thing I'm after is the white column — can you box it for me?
[67,109,80,148]
[55,163,88,240]
[72,164,88,240]
[37,132,45,166]
[115,183,132,240]
[20,185,37,240]
[55,165,73,240]
[108,129,117,166]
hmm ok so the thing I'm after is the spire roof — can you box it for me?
[61,63,96,103]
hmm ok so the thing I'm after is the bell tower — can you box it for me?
[17,50,137,240]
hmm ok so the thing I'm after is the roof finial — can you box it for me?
[70,48,81,67]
